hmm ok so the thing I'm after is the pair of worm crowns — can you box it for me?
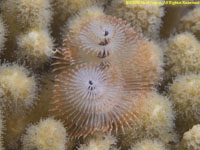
[51,9,162,139]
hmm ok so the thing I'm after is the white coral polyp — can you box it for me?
[78,133,117,150]
[181,124,200,150]
[16,0,52,28]
[17,29,53,65]
[131,139,166,150]
[0,63,37,110]
[22,118,67,150]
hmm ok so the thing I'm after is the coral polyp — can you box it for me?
[17,28,54,66]
[0,63,37,111]
[51,63,140,138]
[16,0,52,29]
[53,0,106,22]
[180,124,200,150]
[22,118,68,150]
[179,6,200,39]
[107,0,165,39]
[168,73,200,132]
[66,6,105,33]
[131,139,167,150]
[78,133,118,150]
[164,32,200,76]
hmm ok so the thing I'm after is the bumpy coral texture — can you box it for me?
[53,0,106,22]
[138,93,177,145]
[0,16,7,52]
[179,7,200,39]
[107,0,165,39]
[17,29,54,65]
[118,93,177,149]
[140,93,176,139]
[16,0,52,29]
[180,124,200,150]
[1,0,21,36]
[131,139,167,150]
[1,0,52,33]
[165,32,200,76]
[22,118,67,150]
[78,133,118,150]
[0,63,37,110]
[168,74,200,121]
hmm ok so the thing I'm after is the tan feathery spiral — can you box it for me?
[51,63,140,139]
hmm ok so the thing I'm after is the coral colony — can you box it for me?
[0,0,199,150]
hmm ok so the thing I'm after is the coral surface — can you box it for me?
[22,118,68,150]
[107,0,165,39]
[0,0,199,150]
[179,6,200,39]
[180,124,200,150]
[0,63,37,111]
[78,133,118,150]
[131,139,167,150]
[17,29,54,66]
[164,32,200,76]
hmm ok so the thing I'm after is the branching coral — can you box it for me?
[15,0,52,29]
[179,124,200,150]
[17,29,54,66]
[107,0,165,39]
[53,0,106,23]
[164,32,200,76]
[0,63,37,111]
[1,0,52,34]
[118,93,177,149]
[22,118,68,150]
[0,16,7,52]
[139,93,177,143]
[78,133,118,150]
[0,0,196,148]
[179,6,200,39]
[130,139,167,150]
[168,74,200,122]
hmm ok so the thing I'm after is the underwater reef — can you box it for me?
[0,0,199,150]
